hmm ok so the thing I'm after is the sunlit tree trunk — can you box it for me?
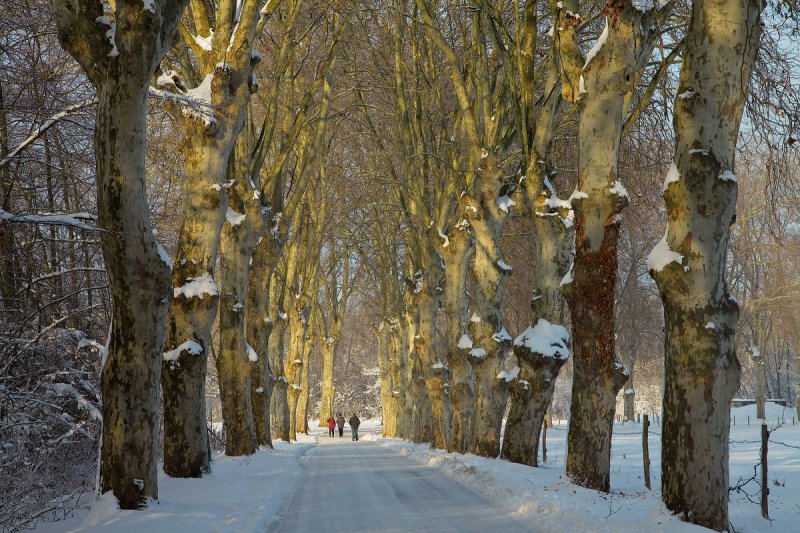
[503,167,572,466]
[441,209,474,453]
[650,0,762,528]
[319,330,339,426]
[375,321,397,436]
[216,126,269,456]
[502,4,572,465]
[50,0,186,507]
[272,218,302,441]
[467,159,512,458]
[562,0,659,492]
[296,311,315,434]
[247,241,279,447]
[160,0,264,475]
[397,304,416,438]
[416,251,449,449]
[269,301,290,441]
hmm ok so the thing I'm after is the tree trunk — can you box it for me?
[502,46,572,461]
[319,324,340,426]
[295,342,311,434]
[381,319,405,437]
[396,310,415,439]
[216,214,257,456]
[563,2,658,492]
[565,222,629,490]
[503,165,572,465]
[160,0,262,473]
[623,382,635,423]
[215,131,268,456]
[405,281,431,445]
[50,0,187,508]
[96,80,173,509]
[650,0,762,529]
[441,220,474,453]
[285,311,304,441]
[468,177,510,457]
[752,344,766,420]
[246,239,278,447]
[270,312,290,441]
[161,123,228,475]
[414,259,449,449]
[375,321,396,437]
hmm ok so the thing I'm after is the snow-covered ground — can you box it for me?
[31,403,799,532]
[373,402,799,532]
[32,434,317,533]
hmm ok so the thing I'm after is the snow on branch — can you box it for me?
[0,209,97,231]
[0,98,97,169]
[514,319,570,360]
[148,83,215,125]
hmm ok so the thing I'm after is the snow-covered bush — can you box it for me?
[0,329,101,531]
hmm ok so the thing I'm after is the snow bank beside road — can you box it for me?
[375,403,800,533]
[377,438,696,533]
[33,436,315,533]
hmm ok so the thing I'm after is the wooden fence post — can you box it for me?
[642,414,651,490]
[541,417,548,464]
[761,422,769,518]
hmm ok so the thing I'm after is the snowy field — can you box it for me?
[30,403,799,532]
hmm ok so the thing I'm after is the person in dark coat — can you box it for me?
[327,415,336,437]
[348,413,361,441]
[336,413,345,437]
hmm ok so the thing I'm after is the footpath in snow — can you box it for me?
[32,403,800,532]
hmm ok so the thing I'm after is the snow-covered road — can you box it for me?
[270,431,530,532]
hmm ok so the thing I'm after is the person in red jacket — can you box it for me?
[326,415,336,437]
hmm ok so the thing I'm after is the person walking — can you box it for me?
[336,413,345,437]
[326,415,336,437]
[348,413,361,441]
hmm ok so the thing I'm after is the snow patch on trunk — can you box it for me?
[647,231,684,272]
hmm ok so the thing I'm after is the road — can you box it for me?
[269,428,530,532]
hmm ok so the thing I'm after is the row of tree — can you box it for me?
[1,0,799,532]
[351,1,776,530]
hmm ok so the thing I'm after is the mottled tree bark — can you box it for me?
[563,1,659,492]
[503,168,572,466]
[397,306,416,439]
[375,321,397,437]
[468,159,511,458]
[50,0,186,508]
[215,129,268,456]
[271,211,303,441]
[413,258,447,448]
[502,8,573,465]
[650,0,762,529]
[319,333,338,426]
[295,312,314,434]
[161,0,263,474]
[269,310,290,441]
[247,241,279,447]
[440,209,474,454]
